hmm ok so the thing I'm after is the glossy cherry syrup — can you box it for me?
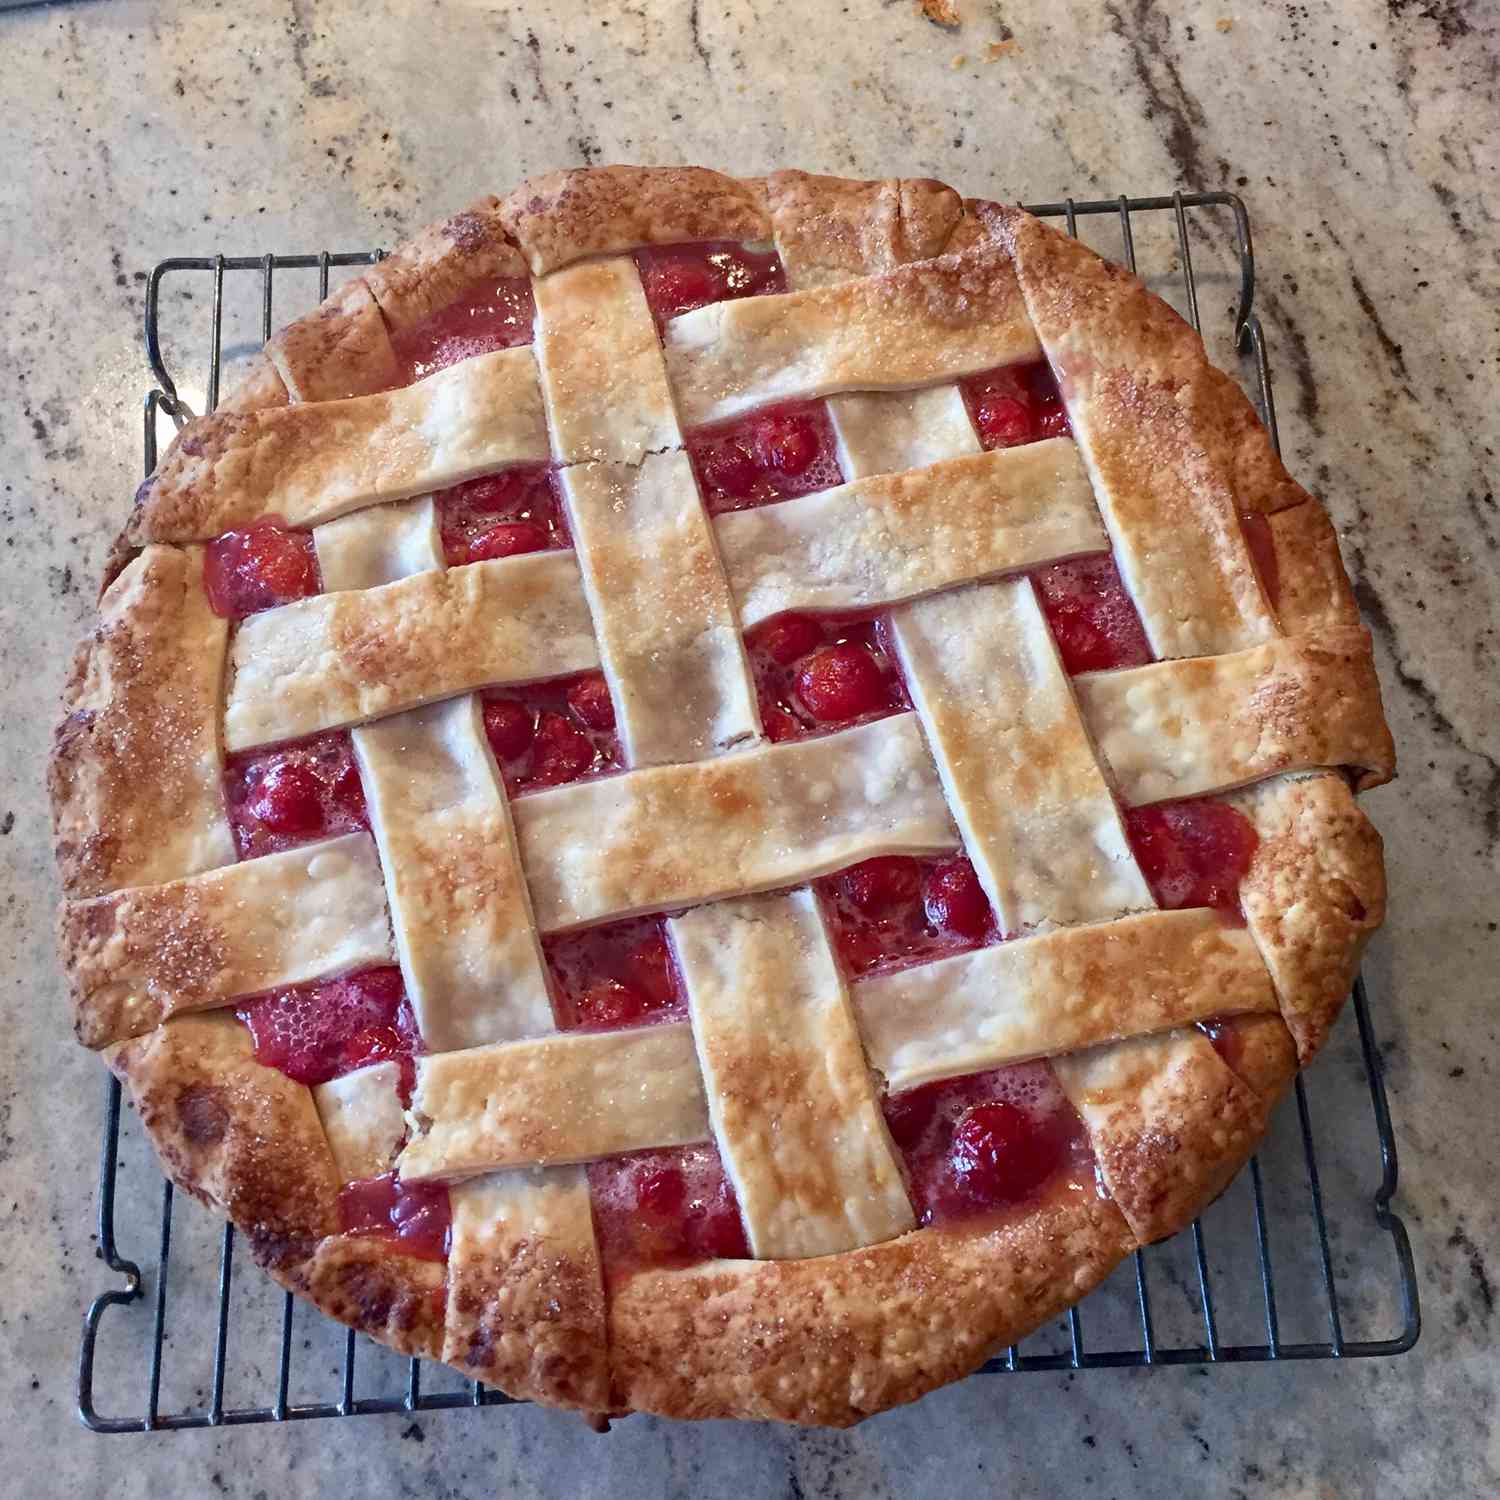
[1123,798,1260,918]
[687,400,844,513]
[338,1172,452,1261]
[1031,554,1154,673]
[238,965,421,1092]
[1238,511,1282,610]
[958,359,1070,449]
[479,671,621,794]
[543,915,686,1032]
[817,854,1002,978]
[389,276,536,384]
[884,1062,1093,1225]
[204,517,320,619]
[634,240,786,327]
[224,731,369,859]
[588,1143,750,1274]
[435,464,569,565]
[745,611,909,743]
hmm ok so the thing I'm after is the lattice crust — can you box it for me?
[54,166,1396,1427]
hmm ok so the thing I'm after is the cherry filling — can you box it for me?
[958,360,1070,450]
[884,1062,1093,1226]
[480,671,621,793]
[687,400,844,513]
[634,240,786,326]
[543,915,685,1032]
[389,275,536,384]
[746,611,909,743]
[818,854,1001,978]
[1239,511,1282,611]
[238,965,421,1092]
[204,517,320,619]
[1198,1017,1248,1072]
[1123,798,1260,917]
[224,731,369,859]
[1031,553,1154,673]
[338,1172,452,1261]
[435,465,568,565]
[588,1143,750,1274]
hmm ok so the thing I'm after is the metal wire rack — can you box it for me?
[78,190,1420,1432]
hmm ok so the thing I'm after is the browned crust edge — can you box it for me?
[65,166,1390,1426]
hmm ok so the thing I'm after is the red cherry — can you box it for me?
[650,259,721,317]
[339,1023,406,1074]
[752,412,819,475]
[841,856,922,916]
[331,760,367,823]
[1035,399,1069,438]
[576,978,651,1029]
[694,1189,751,1259]
[624,933,677,1007]
[567,673,616,731]
[483,699,536,761]
[248,760,324,835]
[702,441,759,500]
[636,1165,687,1218]
[467,521,549,562]
[757,692,801,743]
[924,857,990,939]
[752,612,824,667]
[530,711,595,785]
[951,1101,1057,1206]
[1124,800,1259,913]
[342,966,407,1011]
[973,394,1032,448]
[795,643,890,723]
[204,519,318,618]
[454,468,530,514]
[883,1083,942,1151]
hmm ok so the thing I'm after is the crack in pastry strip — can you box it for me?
[663,243,1041,427]
[312,1060,407,1181]
[513,713,958,933]
[131,345,549,543]
[670,891,913,1259]
[63,831,394,1048]
[990,204,1277,660]
[889,576,1153,933]
[561,454,762,765]
[855,907,1276,1093]
[716,440,1107,629]
[533,255,684,463]
[1074,627,1396,805]
[50,543,237,899]
[399,1022,711,1180]
[222,550,600,751]
[444,1167,610,1407]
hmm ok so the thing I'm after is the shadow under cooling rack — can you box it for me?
[79,190,1419,1432]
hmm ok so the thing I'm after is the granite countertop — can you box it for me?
[1,1,1495,1494]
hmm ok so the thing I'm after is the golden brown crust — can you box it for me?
[263,1236,446,1360]
[1054,1029,1271,1245]
[364,195,528,333]
[607,1180,1135,1425]
[215,350,291,415]
[1208,1012,1299,1104]
[501,165,772,276]
[1226,771,1386,1061]
[267,276,402,403]
[106,1012,341,1238]
[48,544,235,899]
[764,170,964,287]
[1268,497,1362,634]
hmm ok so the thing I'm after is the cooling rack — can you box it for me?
[77,190,1420,1431]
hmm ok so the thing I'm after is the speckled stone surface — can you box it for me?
[1,0,1496,1493]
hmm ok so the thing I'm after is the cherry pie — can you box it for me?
[50,167,1395,1426]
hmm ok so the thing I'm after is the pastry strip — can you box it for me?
[313,1061,407,1181]
[223,551,600,751]
[890,577,1152,933]
[399,1022,710,1180]
[533,256,682,463]
[513,713,958,932]
[561,454,761,765]
[856,908,1275,1092]
[133,345,548,542]
[64,831,394,1048]
[664,245,1040,427]
[1074,627,1396,804]
[717,440,1106,628]
[313,496,444,591]
[671,891,914,1259]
